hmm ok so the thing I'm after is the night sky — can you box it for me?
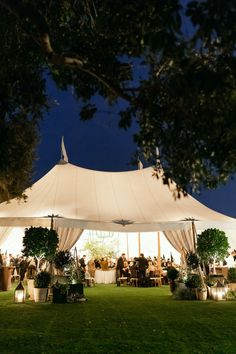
[35,80,236,220]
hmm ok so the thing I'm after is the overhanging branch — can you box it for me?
[0,0,134,103]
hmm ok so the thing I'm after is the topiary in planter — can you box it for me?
[22,226,59,272]
[197,228,230,274]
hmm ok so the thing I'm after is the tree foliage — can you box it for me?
[84,240,116,260]
[22,226,59,262]
[1,1,236,200]
[197,228,230,265]
[53,250,73,271]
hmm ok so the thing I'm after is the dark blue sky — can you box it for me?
[35,81,236,219]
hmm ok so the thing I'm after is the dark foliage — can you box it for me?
[1,1,236,199]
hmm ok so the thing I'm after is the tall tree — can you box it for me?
[1,0,236,201]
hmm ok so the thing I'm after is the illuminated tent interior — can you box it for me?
[0,159,236,257]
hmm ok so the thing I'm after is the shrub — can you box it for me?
[167,267,179,281]
[34,271,52,288]
[186,252,199,270]
[185,274,201,289]
[54,250,73,271]
[228,268,236,283]
[173,287,197,300]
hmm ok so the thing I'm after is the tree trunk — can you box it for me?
[213,258,216,274]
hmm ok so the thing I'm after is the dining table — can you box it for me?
[95,269,116,284]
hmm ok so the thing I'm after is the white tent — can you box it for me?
[0,160,236,254]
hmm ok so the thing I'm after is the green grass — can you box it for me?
[1,284,236,354]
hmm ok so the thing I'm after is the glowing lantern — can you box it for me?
[14,281,25,303]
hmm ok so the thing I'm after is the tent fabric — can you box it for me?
[56,227,83,251]
[0,161,235,234]
[164,228,195,254]
[1,160,236,253]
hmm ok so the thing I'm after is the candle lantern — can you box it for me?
[14,281,25,303]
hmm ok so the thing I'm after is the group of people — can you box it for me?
[0,253,36,281]
[116,253,165,287]
[0,250,174,287]
[77,252,175,286]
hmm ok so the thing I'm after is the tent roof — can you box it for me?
[0,161,235,232]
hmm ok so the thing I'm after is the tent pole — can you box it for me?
[138,232,141,256]
[50,215,54,230]
[126,233,129,259]
[191,221,197,251]
[157,232,162,287]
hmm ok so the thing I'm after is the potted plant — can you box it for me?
[22,226,58,300]
[167,267,179,293]
[22,227,59,272]
[67,258,85,302]
[197,228,230,274]
[196,277,208,301]
[53,250,73,276]
[52,281,69,303]
[34,271,52,302]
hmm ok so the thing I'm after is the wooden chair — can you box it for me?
[150,270,163,287]
[84,273,95,287]
[117,276,128,286]
[129,270,139,287]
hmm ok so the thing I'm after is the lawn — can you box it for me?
[0,284,236,354]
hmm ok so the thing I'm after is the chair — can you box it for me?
[118,276,128,286]
[84,273,95,287]
[150,270,163,287]
[129,270,139,287]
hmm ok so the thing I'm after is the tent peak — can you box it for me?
[57,159,68,165]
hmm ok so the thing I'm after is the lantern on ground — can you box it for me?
[14,281,25,303]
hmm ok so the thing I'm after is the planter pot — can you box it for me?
[34,288,48,302]
[67,283,84,303]
[52,287,67,303]
[196,289,207,301]
[27,278,35,300]
[1,266,14,291]
[210,286,228,301]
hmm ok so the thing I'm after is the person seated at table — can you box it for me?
[94,259,101,269]
[147,260,156,277]
[122,265,131,283]
[108,258,116,268]
[100,257,109,271]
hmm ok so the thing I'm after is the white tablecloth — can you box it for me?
[95,269,116,284]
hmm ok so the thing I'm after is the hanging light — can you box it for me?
[14,281,25,303]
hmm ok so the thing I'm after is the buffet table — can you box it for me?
[95,269,116,284]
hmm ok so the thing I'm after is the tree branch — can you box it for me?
[0,0,134,103]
